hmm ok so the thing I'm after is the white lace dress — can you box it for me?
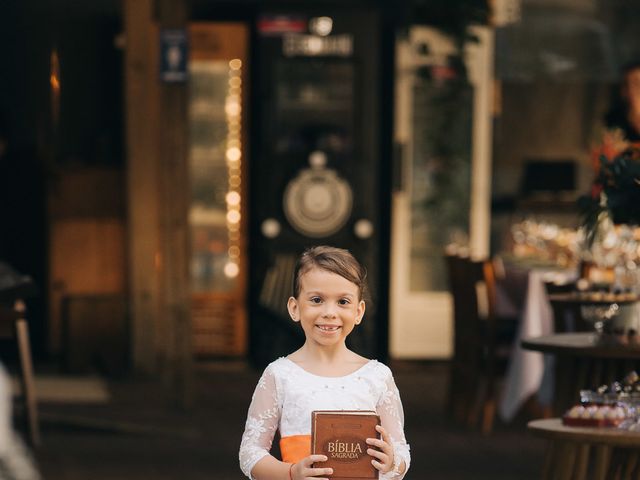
[239,357,411,479]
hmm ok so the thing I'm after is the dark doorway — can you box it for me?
[249,8,391,366]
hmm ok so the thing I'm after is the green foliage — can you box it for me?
[416,69,473,233]
[580,146,640,246]
[403,0,491,243]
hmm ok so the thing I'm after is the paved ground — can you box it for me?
[27,361,545,480]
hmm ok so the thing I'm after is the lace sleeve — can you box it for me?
[239,364,281,479]
[376,368,411,480]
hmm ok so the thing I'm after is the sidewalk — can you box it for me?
[29,361,544,480]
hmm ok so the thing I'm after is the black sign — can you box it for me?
[160,29,188,83]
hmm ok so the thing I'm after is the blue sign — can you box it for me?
[160,29,188,83]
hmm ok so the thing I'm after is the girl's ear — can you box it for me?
[287,297,300,322]
[355,300,365,325]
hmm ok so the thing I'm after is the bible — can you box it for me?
[311,410,380,480]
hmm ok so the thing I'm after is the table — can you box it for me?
[498,263,576,421]
[528,418,640,479]
[546,293,640,307]
[522,333,640,359]
[547,293,640,337]
[522,333,640,416]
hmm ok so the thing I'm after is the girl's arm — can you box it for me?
[252,454,332,480]
[239,365,282,479]
[375,369,411,480]
[249,456,290,480]
[239,365,334,480]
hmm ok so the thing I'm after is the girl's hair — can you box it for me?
[292,246,368,301]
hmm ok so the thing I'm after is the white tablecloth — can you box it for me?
[498,267,575,421]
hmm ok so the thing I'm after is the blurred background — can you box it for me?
[1,0,640,478]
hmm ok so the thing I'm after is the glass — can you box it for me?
[188,60,243,293]
[580,302,620,335]
[580,389,602,406]
[274,59,354,158]
[490,2,640,256]
[409,73,472,292]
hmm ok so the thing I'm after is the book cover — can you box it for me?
[311,410,380,480]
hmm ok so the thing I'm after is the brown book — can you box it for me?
[311,410,380,480]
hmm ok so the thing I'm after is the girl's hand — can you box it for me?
[366,425,394,474]
[291,455,333,480]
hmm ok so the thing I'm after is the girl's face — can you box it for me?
[287,267,365,348]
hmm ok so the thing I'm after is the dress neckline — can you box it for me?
[282,357,374,379]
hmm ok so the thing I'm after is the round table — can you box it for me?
[522,332,640,359]
[546,292,640,333]
[546,293,640,307]
[528,418,640,479]
[522,333,640,419]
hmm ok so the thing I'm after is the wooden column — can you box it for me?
[124,0,161,374]
[124,0,192,407]
[155,0,193,407]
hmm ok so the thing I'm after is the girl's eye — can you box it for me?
[338,298,350,305]
[310,297,322,304]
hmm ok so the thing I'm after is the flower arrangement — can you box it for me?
[579,129,640,245]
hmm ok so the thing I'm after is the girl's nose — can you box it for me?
[322,305,337,317]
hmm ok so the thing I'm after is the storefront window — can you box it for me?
[410,73,472,292]
[491,1,640,252]
[188,60,243,293]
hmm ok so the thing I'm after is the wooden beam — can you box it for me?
[156,0,193,408]
[123,0,162,374]
[124,0,192,407]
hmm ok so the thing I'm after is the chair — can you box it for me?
[446,254,515,434]
[545,281,590,333]
[0,301,39,447]
[0,262,40,447]
[445,253,477,426]
[478,258,520,433]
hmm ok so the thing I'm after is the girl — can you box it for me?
[239,246,410,480]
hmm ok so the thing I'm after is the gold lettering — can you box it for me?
[325,440,365,460]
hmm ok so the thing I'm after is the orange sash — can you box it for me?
[280,435,311,463]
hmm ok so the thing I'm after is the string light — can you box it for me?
[226,191,241,206]
[224,262,240,278]
[224,59,243,279]
[226,146,241,162]
[226,210,241,224]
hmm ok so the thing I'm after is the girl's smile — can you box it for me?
[316,324,341,334]
[287,268,365,348]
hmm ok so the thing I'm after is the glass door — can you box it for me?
[188,23,248,357]
[249,10,384,365]
[390,26,494,358]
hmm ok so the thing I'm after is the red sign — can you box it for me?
[258,15,306,36]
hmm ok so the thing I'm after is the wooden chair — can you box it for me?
[545,281,591,333]
[0,301,40,447]
[478,258,520,433]
[445,253,477,426]
[446,254,514,434]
